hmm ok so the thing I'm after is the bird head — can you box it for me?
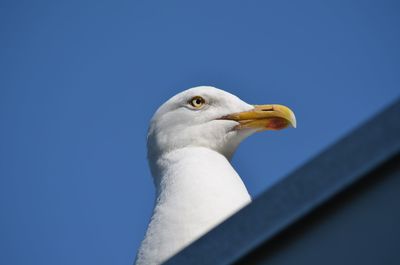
[147,86,296,160]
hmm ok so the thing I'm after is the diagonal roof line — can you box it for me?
[165,98,400,265]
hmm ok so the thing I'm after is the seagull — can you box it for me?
[135,86,296,265]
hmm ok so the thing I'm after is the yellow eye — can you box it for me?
[189,96,205,109]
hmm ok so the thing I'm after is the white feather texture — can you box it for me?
[135,86,258,265]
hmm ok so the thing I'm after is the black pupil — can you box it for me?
[195,98,202,105]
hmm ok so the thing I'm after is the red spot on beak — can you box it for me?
[268,118,289,130]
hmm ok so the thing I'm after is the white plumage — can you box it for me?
[135,86,296,265]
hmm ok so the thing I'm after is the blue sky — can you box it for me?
[1,1,399,264]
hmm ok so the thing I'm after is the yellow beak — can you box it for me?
[220,104,296,131]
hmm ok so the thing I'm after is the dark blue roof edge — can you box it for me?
[165,98,400,265]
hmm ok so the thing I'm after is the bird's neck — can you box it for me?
[138,147,251,265]
[151,147,251,208]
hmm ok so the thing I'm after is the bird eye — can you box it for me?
[189,96,205,109]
